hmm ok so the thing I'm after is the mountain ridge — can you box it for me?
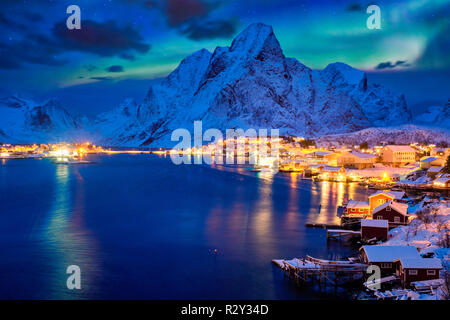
[2,23,448,147]
[94,23,412,147]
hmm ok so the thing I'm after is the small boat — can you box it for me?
[52,157,94,164]
[53,160,94,164]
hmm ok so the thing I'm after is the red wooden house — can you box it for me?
[372,201,410,227]
[342,200,370,219]
[319,166,346,181]
[361,219,389,241]
[395,258,442,287]
[360,245,420,276]
[368,190,406,213]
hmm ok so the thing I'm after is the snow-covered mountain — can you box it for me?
[315,125,450,148]
[0,95,87,144]
[414,99,450,128]
[94,23,411,147]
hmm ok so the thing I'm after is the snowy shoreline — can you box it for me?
[373,199,450,300]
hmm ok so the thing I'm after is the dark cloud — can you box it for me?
[0,10,44,32]
[165,0,209,26]
[19,11,44,23]
[375,60,409,70]
[346,3,363,12]
[164,0,237,41]
[128,0,236,41]
[0,19,151,70]
[0,13,27,31]
[52,20,151,57]
[106,65,124,72]
[90,76,113,81]
[181,19,238,40]
[0,33,66,69]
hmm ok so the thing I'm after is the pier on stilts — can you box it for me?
[272,256,367,290]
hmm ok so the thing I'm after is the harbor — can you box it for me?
[0,152,363,299]
[1,140,449,300]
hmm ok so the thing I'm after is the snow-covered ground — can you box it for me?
[348,163,413,178]
[384,200,450,300]
[316,125,450,148]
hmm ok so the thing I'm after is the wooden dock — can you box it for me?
[326,229,361,240]
[273,256,367,290]
[305,223,341,229]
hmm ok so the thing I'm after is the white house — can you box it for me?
[381,145,416,167]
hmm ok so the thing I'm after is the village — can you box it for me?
[177,136,450,300]
[0,142,153,164]
[273,186,449,300]
[171,136,450,190]
[0,142,105,160]
[257,139,450,300]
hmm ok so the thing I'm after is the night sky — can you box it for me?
[0,0,449,117]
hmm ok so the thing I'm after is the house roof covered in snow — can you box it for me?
[397,258,443,269]
[434,176,450,183]
[309,163,326,168]
[372,201,408,216]
[322,166,344,172]
[314,151,334,156]
[385,145,415,152]
[350,152,377,159]
[361,245,420,262]
[427,166,444,173]
[420,156,440,163]
[369,190,405,200]
[361,219,388,228]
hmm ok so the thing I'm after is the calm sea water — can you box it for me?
[0,154,370,299]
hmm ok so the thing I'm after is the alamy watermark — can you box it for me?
[366,5,381,29]
[170,121,280,171]
[66,5,81,30]
[365,265,382,291]
[66,265,81,290]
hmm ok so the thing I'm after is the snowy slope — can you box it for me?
[315,125,450,148]
[0,95,87,144]
[94,23,412,147]
[414,99,450,128]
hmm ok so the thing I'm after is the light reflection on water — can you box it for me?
[284,173,300,229]
[0,155,370,299]
[209,159,365,227]
[40,164,100,299]
[252,171,274,251]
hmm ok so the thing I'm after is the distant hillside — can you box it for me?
[315,125,450,148]
[0,95,89,144]
[414,99,450,128]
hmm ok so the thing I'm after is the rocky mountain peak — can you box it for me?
[229,23,283,60]
[321,62,366,88]
[93,23,414,147]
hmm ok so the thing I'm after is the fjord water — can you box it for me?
[0,155,370,299]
